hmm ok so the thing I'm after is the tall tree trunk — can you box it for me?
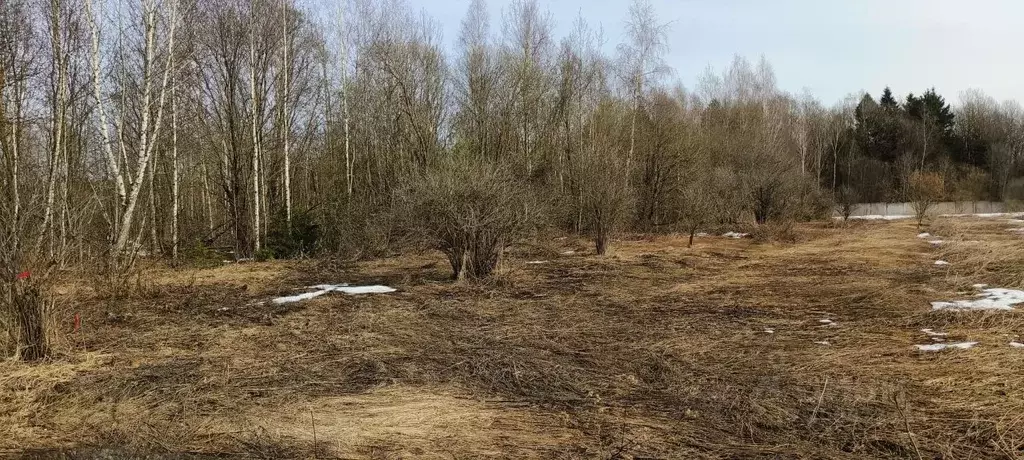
[148,152,158,254]
[202,160,213,233]
[249,4,261,255]
[339,3,352,199]
[171,73,179,260]
[281,0,291,229]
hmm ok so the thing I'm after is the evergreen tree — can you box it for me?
[854,92,909,163]
[880,86,899,109]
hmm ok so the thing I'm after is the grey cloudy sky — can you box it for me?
[409,0,1022,106]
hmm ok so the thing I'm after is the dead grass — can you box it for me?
[3,218,1024,458]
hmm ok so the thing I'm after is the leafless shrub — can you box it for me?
[752,221,800,243]
[748,172,797,225]
[909,171,945,228]
[679,178,717,247]
[580,149,633,256]
[577,103,634,256]
[795,181,835,221]
[835,185,859,221]
[403,157,536,280]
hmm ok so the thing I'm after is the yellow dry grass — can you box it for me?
[4,216,1024,458]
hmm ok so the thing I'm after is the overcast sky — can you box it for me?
[410,0,1022,106]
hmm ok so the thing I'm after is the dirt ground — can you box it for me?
[4,217,1024,459]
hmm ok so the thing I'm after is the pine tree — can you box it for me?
[879,86,898,109]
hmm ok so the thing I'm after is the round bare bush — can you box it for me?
[403,158,536,280]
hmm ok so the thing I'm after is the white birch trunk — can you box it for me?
[249,5,261,254]
[339,2,352,198]
[171,70,179,260]
[87,0,178,266]
[282,0,292,229]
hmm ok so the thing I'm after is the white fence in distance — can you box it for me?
[843,201,1008,217]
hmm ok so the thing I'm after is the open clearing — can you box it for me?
[6,218,1024,459]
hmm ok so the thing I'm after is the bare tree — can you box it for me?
[909,171,944,228]
[501,0,553,177]
[581,101,632,255]
[86,0,179,270]
[616,0,669,175]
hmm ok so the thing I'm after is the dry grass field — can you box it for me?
[5,217,1024,459]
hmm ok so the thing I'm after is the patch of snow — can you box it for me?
[272,290,329,305]
[931,288,1024,311]
[272,284,396,305]
[972,284,988,289]
[928,240,943,247]
[695,232,710,237]
[560,250,576,255]
[1007,228,1024,233]
[917,232,931,238]
[920,328,948,337]
[819,319,835,326]
[526,260,549,265]
[915,342,977,352]
[1011,342,1024,348]
[311,284,397,295]
[813,341,831,346]
[763,328,775,334]
[722,231,749,239]
[1008,219,1024,224]
[846,215,912,220]
[934,260,950,266]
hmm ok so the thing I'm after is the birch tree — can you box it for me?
[86,0,179,270]
[616,0,669,175]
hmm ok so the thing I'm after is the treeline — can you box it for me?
[2,0,1023,273]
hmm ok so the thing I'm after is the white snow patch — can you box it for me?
[920,328,948,337]
[1011,342,1024,348]
[928,240,943,247]
[526,260,549,265]
[973,284,989,289]
[915,341,977,352]
[934,260,950,266]
[695,232,710,237]
[763,328,775,334]
[1007,228,1024,233]
[813,341,831,346]
[846,214,912,220]
[917,232,931,238]
[819,319,835,326]
[931,288,1024,311]
[272,284,396,305]
[560,250,575,255]
[272,290,328,304]
[310,284,397,295]
[722,231,749,239]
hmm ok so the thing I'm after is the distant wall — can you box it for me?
[844,201,1007,217]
